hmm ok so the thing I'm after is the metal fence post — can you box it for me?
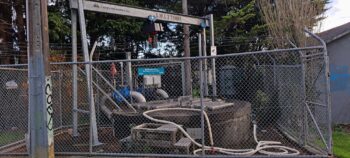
[181,62,186,96]
[27,0,54,157]
[59,71,63,128]
[209,14,217,100]
[70,9,79,137]
[305,29,333,155]
[202,28,208,97]
[126,52,133,103]
[301,56,308,147]
[76,0,101,152]
[198,33,205,156]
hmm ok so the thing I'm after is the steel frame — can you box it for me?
[69,0,216,151]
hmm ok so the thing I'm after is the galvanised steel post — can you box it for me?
[198,33,205,156]
[202,27,208,96]
[27,0,54,157]
[70,8,79,137]
[305,29,333,155]
[76,0,101,151]
[209,14,217,100]
[126,52,133,103]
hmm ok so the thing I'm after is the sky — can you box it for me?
[319,0,350,32]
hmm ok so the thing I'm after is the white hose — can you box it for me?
[143,108,300,156]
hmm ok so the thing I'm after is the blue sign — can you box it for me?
[137,67,165,76]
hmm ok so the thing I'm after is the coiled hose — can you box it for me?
[143,108,300,156]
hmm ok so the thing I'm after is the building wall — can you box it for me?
[328,33,350,124]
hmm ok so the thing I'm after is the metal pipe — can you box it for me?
[54,152,327,158]
[90,40,98,61]
[304,29,333,155]
[130,91,147,103]
[126,52,134,103]
[305,101,328,107]
[198,33,205,155]
[76,0,101,151]
[91,66,137,112]
[209,14,216,100]
[59,71,63,128]
[78,67,122,111]
[120,62,124,86]
[305,103,329,151]
[73,108,90,114]
[47,46,325,65]
[202,27,208,96]
[181,62,186,96]
[71,9,79,137]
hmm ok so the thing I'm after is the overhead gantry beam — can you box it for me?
[70,0,209,26]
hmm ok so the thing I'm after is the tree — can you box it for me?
[0,0,16,64]
[0,0,26,64]
[258,0,328,48]
[214,0,268,54]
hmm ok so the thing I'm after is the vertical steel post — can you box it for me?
[27,0,54,157]
[120,62,124,86]
[324,53,333,155]
[59,71,63,128]
[181,62,186,96]
[126,52,133,103]
[209,14,217,100]
[198,33,205,156]
[202,28,208,96]
[300,56,308,146]
[304,29,333,154]
[76,0,100,151]
[71,9,79,137]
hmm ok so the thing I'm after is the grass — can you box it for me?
[333,126,350,158]
[0,131,25,146]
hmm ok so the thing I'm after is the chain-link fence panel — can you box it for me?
[0,66,28,154]
[0,46,331,157]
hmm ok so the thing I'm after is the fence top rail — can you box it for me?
[0,45,324,67]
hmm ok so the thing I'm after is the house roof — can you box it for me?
[318,22,350,43]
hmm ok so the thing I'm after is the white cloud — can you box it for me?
[319,0,350,32]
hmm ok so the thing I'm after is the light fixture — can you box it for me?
[148,15,157,22]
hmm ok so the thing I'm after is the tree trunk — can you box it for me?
[15,0,27,63]
[0,0,13,64]
[183,0,192,96]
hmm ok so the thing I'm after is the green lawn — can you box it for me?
[333,126,350,158]
[0,131,25,146]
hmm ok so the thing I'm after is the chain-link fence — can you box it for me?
[0,44,331,157]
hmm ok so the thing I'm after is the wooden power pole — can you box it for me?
[27,0,54,157]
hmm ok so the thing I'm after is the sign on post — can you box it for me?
[211,46,217,56]
[137,67,165,76]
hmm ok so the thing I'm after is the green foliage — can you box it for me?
[48,11,71,43]
[192,88,200,98]
[47,2,72,44]
[45,0,270,58]
[215,0,268,53]
[255,90,270,107]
